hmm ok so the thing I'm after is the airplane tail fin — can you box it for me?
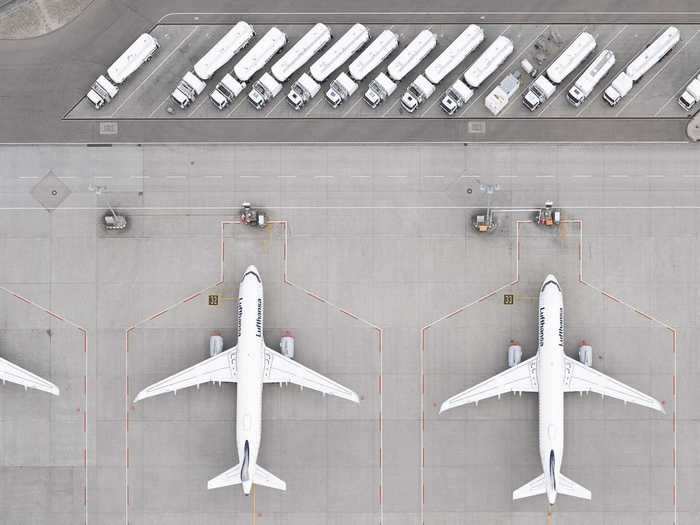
[513,473,546,500]
[557,473,591,500]
[207,463,286,492]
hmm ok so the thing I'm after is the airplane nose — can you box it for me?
[245,265,259,275]
[544,274,558,285]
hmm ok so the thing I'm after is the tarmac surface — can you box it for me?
[65,23,700,122]
[2,0,700,142]
[0,142,697,524]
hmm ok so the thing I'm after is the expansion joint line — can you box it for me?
[0,286,89,525]
[125,219,384,525]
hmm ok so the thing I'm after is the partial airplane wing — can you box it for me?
[263,347,359,403]
[562,355,665,413]
[0,356,59,396]
[134,347,238,402]
[440,355,538,413]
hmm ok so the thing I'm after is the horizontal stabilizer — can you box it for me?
[513,473,546,500]
[253,464,286,491]
[207,463,286,492]
[207,463,242,489]
[558,473,591,500]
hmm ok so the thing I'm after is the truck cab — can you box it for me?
[522,75,555,111]
[440,79,473,115]
[679,77,700,111]
[401,75,435,113]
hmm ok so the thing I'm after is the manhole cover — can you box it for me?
[31,170,71,211]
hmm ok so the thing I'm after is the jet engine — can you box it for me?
[578,343,592,367]
[209,334,224,357]
[280,332,295,359]
[508,343,522,368]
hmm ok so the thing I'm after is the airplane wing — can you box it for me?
[263,347,359,403]
[134,347,238,402]
[562,355,665,413]
[439,355,538,413]
[0,356,59,396]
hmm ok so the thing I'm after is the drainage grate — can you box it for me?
[468,121,486,134]
[31,170,71,211]
[99,122,118,135]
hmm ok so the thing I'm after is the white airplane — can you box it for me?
[440,274,664,505]
[0,354,59,396]
[134,265,359,495]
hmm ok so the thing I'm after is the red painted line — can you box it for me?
[340,308,360,321]
[379,485,383,505]
[673,483,676,505]
[49,312,65,322]
[11,292,32,305]
[672,376,676,396]
[444,308,466,321]
[183,292,201,303]
[149,309,168,321]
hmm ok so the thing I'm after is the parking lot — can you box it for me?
[65,22,700,121]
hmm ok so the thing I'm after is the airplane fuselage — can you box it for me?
[235,266,265,495]
[536,275,565,505]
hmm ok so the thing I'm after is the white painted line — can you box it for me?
[573,24,629,117]
[189,91,212,116]
[387,175,408,179]
[157,11,700,24]
[572,174,592,178]
[654,67,700,117]
[225,93,250,118]
[458,24,544,117]
[111,26,200,117]
[342,96,365,117]
[148,98,169,118]
[610,174,629,178]
[617,30,700,116]
[239,175,260,179]
[535,175,554,178]
[303,95,326,116]
[538,25,591,116]
[382,96,403,117]
[314,175,334,179]
[424,175,445,178]
[264,95,286,117]
[204,175,223,179]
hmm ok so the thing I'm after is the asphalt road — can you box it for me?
[1,0,700,143]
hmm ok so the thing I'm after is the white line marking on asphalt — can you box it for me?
[112,26,200,117]
[617,30,700,116]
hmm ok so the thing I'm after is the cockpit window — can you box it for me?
[542,279,560,292]
[243,270,261,283]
